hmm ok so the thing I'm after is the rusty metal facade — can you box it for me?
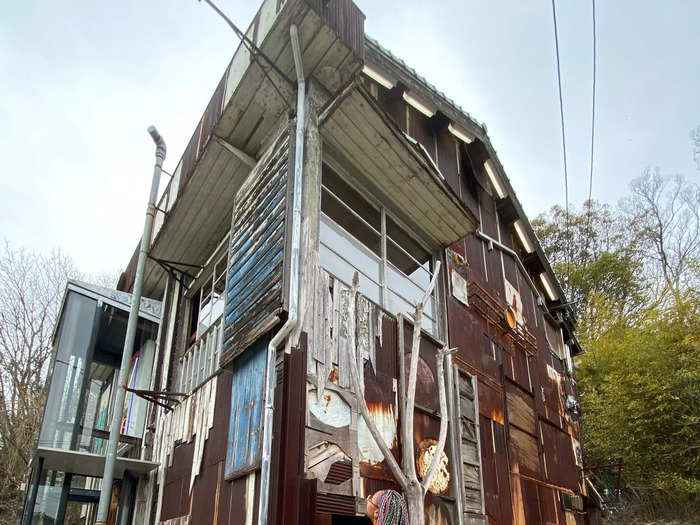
[120,1,590,524]
[357,47,587,524]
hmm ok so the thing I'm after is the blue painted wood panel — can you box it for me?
[221,133,289,365]
[225,335,268,479]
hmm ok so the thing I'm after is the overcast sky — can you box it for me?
[1,1,698,276]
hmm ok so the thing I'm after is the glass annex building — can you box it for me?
[22,281,161,525]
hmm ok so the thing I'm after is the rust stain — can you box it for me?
[491,408,504,424]
[426,502,450,525]
[327,364,339,384]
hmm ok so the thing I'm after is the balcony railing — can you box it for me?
[180,315,223,393]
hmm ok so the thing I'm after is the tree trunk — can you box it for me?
[404,481,424,525]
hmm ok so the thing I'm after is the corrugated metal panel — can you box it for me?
[306,0,365,60]
[221,133,289,365]
[225,336,268,479]
[315,492,355,515]
[325,461,352,485]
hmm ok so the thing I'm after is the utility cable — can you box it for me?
[550,0,571,290]
[588,0,597,208]
[199,0,294,111]
[583,0,598,255]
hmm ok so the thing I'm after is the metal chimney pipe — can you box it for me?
[95,127,166,524]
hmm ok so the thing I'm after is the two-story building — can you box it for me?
[22,1,591,524]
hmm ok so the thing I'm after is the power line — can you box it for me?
[199,0,294,111]
[588,0,597,207]
[550,0,571,289]
[583,0,598,257]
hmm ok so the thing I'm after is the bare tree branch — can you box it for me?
[346,272,408,489]
[421,347,456,494]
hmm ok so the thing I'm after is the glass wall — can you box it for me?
[39,292,99,451]
[38,291,159,459]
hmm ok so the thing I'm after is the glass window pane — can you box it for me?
[387,290,435,336]
[319,243,382,305]
[386,215,431,275]
[320,215,381,283]
[39,292,97,451]
[322,165,380,227]
[211,295,225,323]
[387,263,434,312]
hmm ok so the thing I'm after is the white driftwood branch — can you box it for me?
[421,347,456,494]
[404,260,441,482]
[346,272,408,489]
[398,313,410,478]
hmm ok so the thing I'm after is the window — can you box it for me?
[180,238,228,392]
[319,164,439,336]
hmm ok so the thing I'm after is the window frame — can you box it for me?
[320,156,445,340]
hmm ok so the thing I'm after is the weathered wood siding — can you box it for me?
[221,133,290,365]
[300,262,458,523]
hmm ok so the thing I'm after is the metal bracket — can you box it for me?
[124,387,188,412]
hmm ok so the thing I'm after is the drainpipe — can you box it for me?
[257,24,304,525]
[96,126,166,524]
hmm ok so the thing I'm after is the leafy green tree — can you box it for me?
[577,297,700,517]
[532,201,645,342]
[534,183,700,519]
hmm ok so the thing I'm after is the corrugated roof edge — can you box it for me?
[364,35,486,132]
[363,34,581,354]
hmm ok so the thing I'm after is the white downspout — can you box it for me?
[257,23,305,525]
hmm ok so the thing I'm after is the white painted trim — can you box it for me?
[448,123,475,144]
[362,64,396,90]
[403,91,436,117]
[484,159,506,199]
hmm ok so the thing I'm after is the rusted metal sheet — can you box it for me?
[408,105,436,161]
[315,492,356,515]
[538,485,561,525]
[305,0,366,60]
[162,440,194,521]
[492,421,514,525]
[425,492,454,525]
[478,415,501,523]
[202,370,233,468]
[435,123,461,204]
[225,336,268,479]
[401,322,442,413]
[505,381,536,437]
[190,462,218,525]
[359,364,399,480]
[520,478,541,524]
[477,380,503,425]
[446,296,483,372]
[540,420,579,492]
[269,339,306,525]
[508,426,540,478]
[221,133,289,364]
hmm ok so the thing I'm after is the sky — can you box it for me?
[1,0,698,276]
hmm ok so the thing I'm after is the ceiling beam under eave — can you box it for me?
[213,135,257,168]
